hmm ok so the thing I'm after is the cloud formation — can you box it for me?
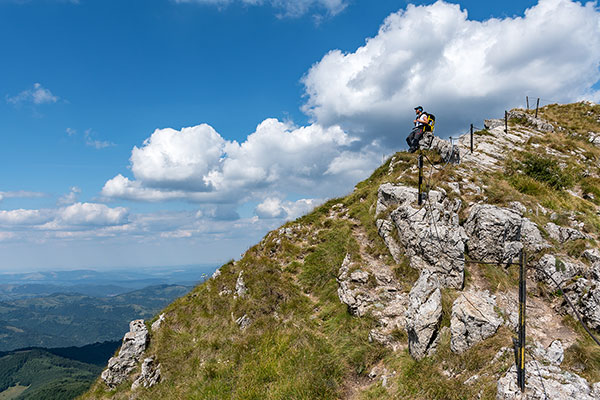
[101,119,376,206]
[255,197,320,220]
[174,0,347,17]
[6,83,59,106]
[302,0,600,144]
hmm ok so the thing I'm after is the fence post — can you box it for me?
[517,249,527,393]
[505,111,508,133]
[535,98,540,118]
[526,96,529,110]
[470,124,473,153]
[418,154,423,206]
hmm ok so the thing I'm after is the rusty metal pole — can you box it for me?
[505,111,508,133]
[535,98,540,118]
[418,154,423,206]
[526,96,529,110]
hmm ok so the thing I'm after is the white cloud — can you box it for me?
[302,0,600,143]
[174,0,347,17]
[0,209,49,225]
[66,128,77,136]
[84,129,115,149]
[56,203,128,227]
[102,119,368,204]
[255,197,320,220]
[6,83,59,106]
[58,186,81,205]
[0,191,45,201]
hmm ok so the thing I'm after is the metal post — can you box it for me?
[470,124,473,153]
[418,154,423,206]
[535,98,540,118]
[505,111,508,133]
[517,250,527,393]
[526,96,529,110]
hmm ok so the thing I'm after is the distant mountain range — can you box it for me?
[0,265,217,300]
[0,284,193,352]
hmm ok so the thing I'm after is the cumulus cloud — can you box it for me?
[57,186,81,205]
[255,197,320,220]
[101,119,372,204]
[302,0,600,144]
[0,209,49,225]
[56,203,128,227]
[174,0,347,17]
[6,83,59,106]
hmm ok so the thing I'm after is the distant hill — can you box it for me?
[0,284,191,351]
[0,341,120,400]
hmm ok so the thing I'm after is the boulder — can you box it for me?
[545,222,587,243]
[101,319,149,388]
[376,183,418,216]
[497,360,596,399]
[151,314,165,332]
[131,357,161,390]
[464,204,523,263]
[507,110,555,133]
[583,248,600,264]
[387,185,467,288]
[235,270,248,298]
[376,218,403,263]
[521,218,549,252]
[531,340,564,366]
[419,133,460,164]
[450,290,502,353]
[405,271,442,360]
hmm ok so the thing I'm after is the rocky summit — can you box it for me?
[82,103,600,399]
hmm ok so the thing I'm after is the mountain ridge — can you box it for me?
[82,102,600,399]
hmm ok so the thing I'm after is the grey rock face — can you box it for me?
[534,254,583,288]
[376,183,418,216]
[419,133,460,164]
[405,271,442,360]
[235,314,251,330]
[507,110,555,133]
[450,290,502,353]
[101,319,149,388]
[532,340,564,366]
[151,313,165,332]
[235,270,248,298]
[131,357,161,390]
[545,222,587,243]
[464,204,523,263]
[497,360,596,400]
[376,218,403,263]
[521,218,550,252]
[384,185,467,289]
[583,248,600,264]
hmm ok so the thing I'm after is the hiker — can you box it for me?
[406,106,431,153]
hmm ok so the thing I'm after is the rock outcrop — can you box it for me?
[405,271,442,360]
[450,290,502,353]
[545,222,588,243]
[376,184,467,289]
[101,320,149,388]
[497,360,598,400]
[131,357,161,390]
[464,204,524,263]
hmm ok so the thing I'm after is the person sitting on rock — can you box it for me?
[407,105,430,153]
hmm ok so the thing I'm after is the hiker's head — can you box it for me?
[414,106,423,114]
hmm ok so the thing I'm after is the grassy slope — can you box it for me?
[82,103,600,400]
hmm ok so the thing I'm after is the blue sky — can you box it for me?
[1,0,598,271]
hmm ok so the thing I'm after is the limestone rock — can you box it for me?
[151,314,165,332]
[545,222,587,243]
[376,183,418,216]
[235,270,248,298]
[235,314,251,330]
[384,184,467,288]
[419,133,460,164]
[131,357,161,390]
[376,218,403,263]
[497,361,596,399]
[464,204,523,263]
[534,254,582,288]
[507,110,555,133]
[583,248,600,264]
[405,271,442,360]
[450,290,502,353]
[101,320,149,388]
[521,218,549,252]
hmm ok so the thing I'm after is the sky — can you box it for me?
[1,0,599,272]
